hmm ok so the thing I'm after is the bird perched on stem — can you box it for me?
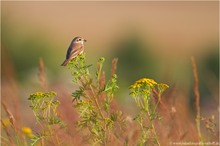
[61,36,87,66]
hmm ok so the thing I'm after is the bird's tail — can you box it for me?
[61,59,70,66]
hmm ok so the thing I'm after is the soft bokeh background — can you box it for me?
[1,1,219,143]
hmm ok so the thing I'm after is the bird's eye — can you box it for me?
[78,38,81,41]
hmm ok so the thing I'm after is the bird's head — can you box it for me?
[73,36,87,45]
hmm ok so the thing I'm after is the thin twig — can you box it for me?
[38,58,48,91]
[99,71,106,101]
[111,58,118,78]
[191,57,200,117]
[191,56,203,143]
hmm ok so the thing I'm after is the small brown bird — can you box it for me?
[61,36,87,66]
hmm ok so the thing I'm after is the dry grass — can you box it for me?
[38,58,48,91]
[191,56,202,142]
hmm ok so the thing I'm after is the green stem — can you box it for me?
[196,114,203,145]
[89,85,105,119]
[145,99,160,146]
[150,121,160,146]
[89,84,107,146]
[153,94,161,114]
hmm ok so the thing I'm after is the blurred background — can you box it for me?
[1,1,219,136]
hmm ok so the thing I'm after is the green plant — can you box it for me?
[67,53,125,146]
[129,78,169,146]
[28,91,64,146]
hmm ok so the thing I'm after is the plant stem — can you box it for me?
[89,84,107,146]
[191,56,203,144]
[151,121,160,146]
[89,85,105,119]
[153,94,161,114]
[145,98,160,146]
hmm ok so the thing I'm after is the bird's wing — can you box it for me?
[66,43,73,59]
[69,45,84,59]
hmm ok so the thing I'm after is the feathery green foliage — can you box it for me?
[68,53,124,146]
[28,91,65,146]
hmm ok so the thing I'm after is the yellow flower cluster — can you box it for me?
[29,91,57,100]
[158,83,169,92]
[31,91,58,97]
[34,92,44,96]
[130,78,157,89]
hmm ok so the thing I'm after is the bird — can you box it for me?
[61,36,87,66]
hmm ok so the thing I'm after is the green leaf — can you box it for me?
[72,87,85,101]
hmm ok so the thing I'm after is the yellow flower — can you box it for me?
[130,82,141,89]
[143,89,151,95]
[22,127,34,138]
[141,78,157,87]
[130,78,157,89]
[1,118,11,127]
[158,83,169,93]
[35,92,44,96]
[211,115,215,120]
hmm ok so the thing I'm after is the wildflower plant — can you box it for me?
[28,91,64,145]
[129,78,169,146]
[67,53,125,146]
